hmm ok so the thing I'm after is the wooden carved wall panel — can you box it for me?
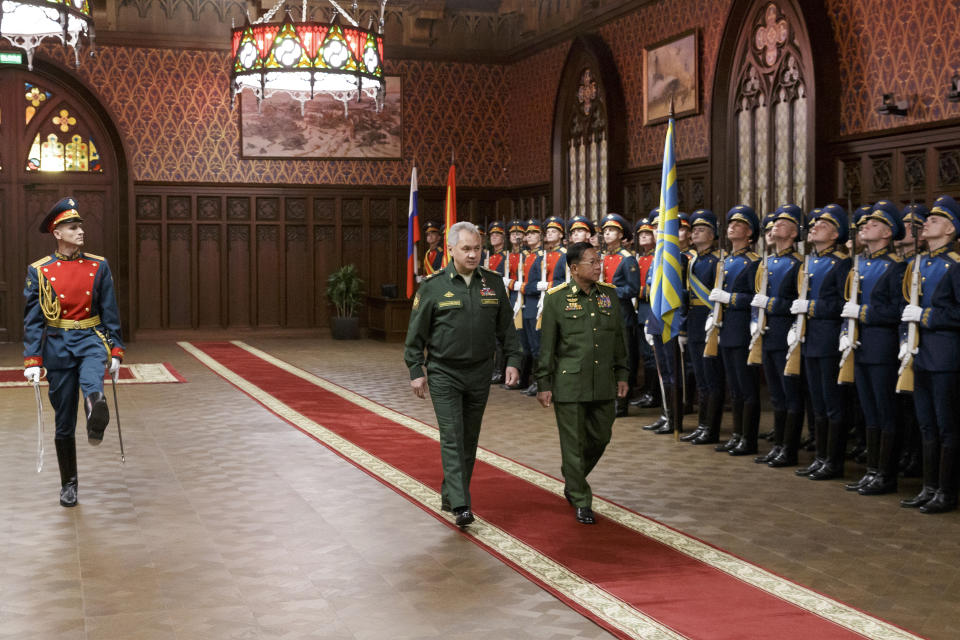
[227,197,250,220]
[228,225,250,326]
[314,225,336,326]
[904,151,926,191]
[285,226,309,327]
[197,225,222,327]
[257,198,280,221]
[314,198,335,222]
[136,224,161,329]
[871,155,892,195]
[939,148,960,188]
[256,226,281,327]
[137,195,161,219]
[198,196,221,220]
[342,199,362,222]
[286,198,306,221]
[168,196,191,220]
[167,225,192,328]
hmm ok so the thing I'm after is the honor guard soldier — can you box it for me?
[404,222,522,527]
[839,201,907,494]
[684,210,726,444]
[535,242,628,524]
[422,221,444,276]
[510,219,553,395]
[599,213,641,416]
[486,221,509,384]
[751,205,804,465]
[791,204,852,480]
[23,197,125,507]
[708,205,762,454]
[632,213,659,408]
[543,215,569,284]
[501,219,528,389]
[567,216,595,245]
[899,196,960,513]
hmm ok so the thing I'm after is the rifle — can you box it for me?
[747,230,768,366]
[703,216,725,357]
[536,245,548,330]
[838,194,859,384]
[896,215,921,393]
[784,208,808,377]
[513,245,525,330]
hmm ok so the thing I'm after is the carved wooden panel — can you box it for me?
[167,225,192,328]
[314,225,337,325]
[197,225,222,327]
[198,196,221,220]
[342,199,362,222]
[286,198,306,221]
[938,148,960,188]
[136,224,162,329]
[257,197,280,221]
[168,195,191,220]
[871,155,892,194]
[227,197,250,220]
[137,195,161,219]
[314,198,335,222]
[256,225,281,326]
[228,225,250,326]
[285,226,309,327]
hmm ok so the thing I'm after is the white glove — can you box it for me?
[678,335,688,350]
[841,301,861,320]
[109,357,121,375]
[751,294,769,309]
[512,281,522,292]
[787,325,798,348]
[750,320,758,336]
[790,299,809,315]
[708,288,731,304]
[644,328,655,346]
[898,341,916,361]
[502,276,511,289]
[839,334,851,352]
[415,275,424,283]
[536,281,549,291]
[704,314,715,335]
[901,304,923,323]
[24,366,41,383]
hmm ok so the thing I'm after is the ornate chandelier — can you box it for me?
[230,0,387,115]
[0,0,95,70]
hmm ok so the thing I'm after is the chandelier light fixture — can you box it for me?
[230,0,387,115]
[0,0,95,70]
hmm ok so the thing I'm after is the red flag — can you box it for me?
[442,162,456,267]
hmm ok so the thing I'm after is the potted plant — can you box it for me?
[326,264,364,339]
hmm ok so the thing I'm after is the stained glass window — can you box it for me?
[25,102,102,173]
[25,82,51,126]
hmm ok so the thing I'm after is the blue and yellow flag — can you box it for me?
[649,117,685,342]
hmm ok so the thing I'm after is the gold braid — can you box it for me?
[37,271,61,323]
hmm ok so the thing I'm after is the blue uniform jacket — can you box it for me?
[852,248,906,365]
[521,249,564,319]
[23,252,125,370]
[719,248,760,349]
[605,249,641,325]
[803,249,851,358]
[905,247,960,372]
[760,248,801,352]
[686,249,720,343]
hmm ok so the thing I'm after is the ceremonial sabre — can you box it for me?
[33,379,45,473]
[110,371,126,463]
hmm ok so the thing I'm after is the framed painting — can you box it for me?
[643,30,699,126]
[240,75,402,159]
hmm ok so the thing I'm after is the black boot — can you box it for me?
[655,385,680,434]
[523,381,539,397]
[902,440,940,508]
[681,392,708,442]
[846,429,879,491]
[54,437,78,507]
[796,416,828,476]
[769,411,802,467]
[810,419,847,480]
[920,445,958,514]
[85,392,109,446]
[755,410,786,463]
[615,396,629,418]
[692,393,723,445]
[716,400,743,452]
[859,431,899,495]
[730,402,760,456]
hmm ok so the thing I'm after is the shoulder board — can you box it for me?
[746,251,760,261]
[711,250,722,259]
[423,272,441,282]
[547,283,567,295]
[559,246,567,253]
[831,250,847,259]
[479,266,498,276]
[949,251,960,262]
[888,253,903,263]
[597,281,616,289]
[618,249,631,257]
[30,255,54,269]
[84,253,106,261]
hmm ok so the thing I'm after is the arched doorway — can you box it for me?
[0,59,128,343]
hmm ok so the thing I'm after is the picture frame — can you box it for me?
[240,75,402,160]
[643,29,699,126]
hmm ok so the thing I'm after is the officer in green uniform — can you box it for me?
[404,221,521,527]
[535,242,629,525]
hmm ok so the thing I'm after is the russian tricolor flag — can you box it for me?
[406,166,420,298]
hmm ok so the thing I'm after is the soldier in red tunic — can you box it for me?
[23,197,125,507]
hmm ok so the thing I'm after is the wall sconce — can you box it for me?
[948,74,960,102]
[876,93,908,116]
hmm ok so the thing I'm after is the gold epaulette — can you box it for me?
[746,251,760,261]
[791,251,802,261]
[619,248,631,257]
[831,250,848,259]
[547,283,567,295]
[597,281,616,289]
[559,246,567,253]
[888,253,903,263]
[30,255,53,269]
[949,251,960,262]
[84,252,105,261]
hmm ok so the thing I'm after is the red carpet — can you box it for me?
[182,340,922,640]
[0,363,185,387]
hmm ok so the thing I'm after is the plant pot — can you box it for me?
[331,316,360,340]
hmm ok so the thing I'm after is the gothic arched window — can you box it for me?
[24,81,103,173]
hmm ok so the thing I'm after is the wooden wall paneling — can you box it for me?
[167,223,192,328]
[0,188,6,342]
[228,223,251,327]
[256,223,281,327]
[197,223,222,328]
[136,223,162,329]
[314,223,336,327]
[284,223,309,327]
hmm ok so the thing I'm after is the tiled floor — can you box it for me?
[1,336,958,639]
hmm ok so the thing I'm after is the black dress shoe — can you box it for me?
[575,507,596,525]
[690,430,720,445]
[754,446,781,464]
[795,458,823,476]
[631,392,660,408]
[901,486,937,508]
[643,415,667,431]
[85,392,110,446]
[490,373,504,385]
[767,450,798,467]
[522,383,538,396]
[858,473,897,496]
[680,427,705,442]
[715,434,740,452]
[453,507,474,527]
[808,462,842,480]
[919,491,958,514]
[59,480,78,508]
[844,471,876,492]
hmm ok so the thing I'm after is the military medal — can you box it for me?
[597,293,611,309]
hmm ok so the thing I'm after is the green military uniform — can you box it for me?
[535,279,628,508]
[404,262,521,511]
